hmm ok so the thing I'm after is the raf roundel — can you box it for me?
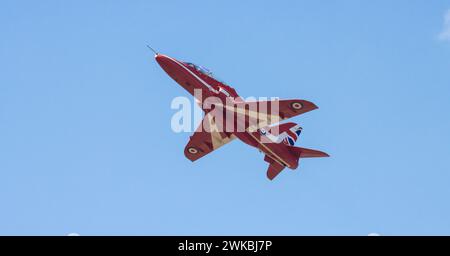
[188,147,199,154]
[291,102,303,110]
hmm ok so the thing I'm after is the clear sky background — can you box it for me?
[1,0,450,235]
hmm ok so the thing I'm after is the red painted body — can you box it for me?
[155,53,328,180]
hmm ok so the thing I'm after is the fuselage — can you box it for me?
[155,54,299,169]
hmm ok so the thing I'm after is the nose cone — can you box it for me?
[155,54,171,68]
[154,54,180,81]
[155,53,163,64]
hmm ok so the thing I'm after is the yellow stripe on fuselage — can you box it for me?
[246,131,291,168]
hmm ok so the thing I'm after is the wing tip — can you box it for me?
[289,99,319,113]
[302,100,319,111]
[184,146,200,162]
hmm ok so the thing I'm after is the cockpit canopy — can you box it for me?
[184,62,225,84]
[185,62,211,75]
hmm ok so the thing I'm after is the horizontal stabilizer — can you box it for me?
[264,155,286,180]
[266,162,285,180]
[291,147,329,158]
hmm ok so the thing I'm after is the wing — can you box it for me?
[228,99,318,132]
[184,112,235,162]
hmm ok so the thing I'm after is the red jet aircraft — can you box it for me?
[152,48,329,180]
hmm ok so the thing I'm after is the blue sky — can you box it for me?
[1,0,450,235]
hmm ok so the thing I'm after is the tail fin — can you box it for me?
[267,122,302,146]
[291,147,329,158]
